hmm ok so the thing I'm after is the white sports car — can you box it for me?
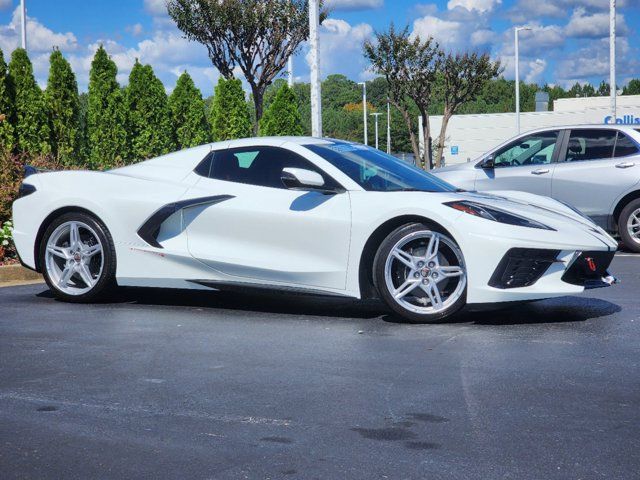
[12,137,618,323]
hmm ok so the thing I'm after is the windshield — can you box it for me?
[305,142,457,192]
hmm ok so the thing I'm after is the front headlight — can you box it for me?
[444,200,555,231]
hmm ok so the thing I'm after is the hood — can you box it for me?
[448,189,617,248]
[432,162,474,173]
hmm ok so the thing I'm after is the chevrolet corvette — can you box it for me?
[12,137,618,323]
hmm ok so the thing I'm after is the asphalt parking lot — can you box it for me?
[1,254,639,480]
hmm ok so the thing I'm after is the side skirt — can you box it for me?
[188,279,355,299]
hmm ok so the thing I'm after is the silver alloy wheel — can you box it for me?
[45,221,104,295]
[626,207,640,244]
[384,231,466,314]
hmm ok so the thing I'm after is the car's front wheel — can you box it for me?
[373,223,467,323]
[619,198,640,253]
[39,212,117,302]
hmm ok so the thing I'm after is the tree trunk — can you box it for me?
[251,85,264,136]
[420,111,432,171]
[396,103,421,169]
[434,110,451,168]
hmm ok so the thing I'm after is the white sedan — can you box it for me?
[12,137,618,323]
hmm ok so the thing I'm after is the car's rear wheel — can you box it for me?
[39,212,116,302]
[373,223,467,323]
[618,199,640,253]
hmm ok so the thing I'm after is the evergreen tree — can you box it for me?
[8,48,50,155]
[87,46,128,169]
[126,60,174,160]
[209,77,252,141]
[168,71,209,149]
[45,49,81,166]
[259,84,303,136]
[0,48,14,151]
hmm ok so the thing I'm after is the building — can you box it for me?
[423,95,640,166]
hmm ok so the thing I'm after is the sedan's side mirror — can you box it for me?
[281,167,326,191]
[481,155,495,169]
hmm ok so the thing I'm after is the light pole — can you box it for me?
[386,98,391,154]
[514,26,531,134]
[610,0,616,120]
[370,112,382,149]
[21,0,27,50]
[309,0,322,137]
[358,82,368,145]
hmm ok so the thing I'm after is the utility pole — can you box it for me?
[514,26,531,134]
[370,112,382,149]
[358,82,367,145]
[386,98,391,154]
[287,56,293,87]
[610,0,617,120]
[309,0,322,137]
[21,0,27,50]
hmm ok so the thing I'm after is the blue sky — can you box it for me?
[0,0,639,95]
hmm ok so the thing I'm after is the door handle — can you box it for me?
[531,168,550,175]
[615,162,635,169]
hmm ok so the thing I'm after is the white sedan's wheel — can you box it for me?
[374,223,467,323]
[40,212,117,302]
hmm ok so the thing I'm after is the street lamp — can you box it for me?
[21,0,27,50]
[370,112,382,149]
[358,82,368,145]
[514,26,531,134]
[309,0,322,137]
[610,0,616,120]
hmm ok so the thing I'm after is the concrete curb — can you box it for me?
[0,264,43,286]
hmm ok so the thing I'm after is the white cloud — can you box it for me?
[126,23,144,37]
[565,7,627,39]
[415,3,439,16]
[306,18,373,82]
[447,0,501,13]
[470,29,496,46]
[556,37,639,85]
[325,0,383,11]
[524,58,547,83]
[412,16,465,49]
[144,0,168,16]
[0,6,78,54]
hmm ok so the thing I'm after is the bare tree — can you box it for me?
[364,25,442,170]
[167,0,321,134]
[433,52,501,167]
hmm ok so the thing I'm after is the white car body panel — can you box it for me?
[12,137,618,307]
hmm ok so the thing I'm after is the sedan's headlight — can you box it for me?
[444,200,555,231]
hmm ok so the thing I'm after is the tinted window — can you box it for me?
[565,129,616,161]
[492,131,559,168]
[209,146,339,190]
[614,132,639,157]
[305,142,456,192]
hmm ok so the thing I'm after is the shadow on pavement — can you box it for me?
[36,286,621,326]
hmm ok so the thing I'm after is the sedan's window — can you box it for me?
[209,146,340,190]
[492,131,559,168]
[614,132,639,158]
[565,129,616,161]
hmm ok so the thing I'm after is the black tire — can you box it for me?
[373,223,467,324]
[39,212,117,302]
[618,198,640,253]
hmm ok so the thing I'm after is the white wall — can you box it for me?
[423,95,640,166]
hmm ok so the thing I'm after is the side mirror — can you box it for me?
[481,155,495,169]
[281,167,326,191]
